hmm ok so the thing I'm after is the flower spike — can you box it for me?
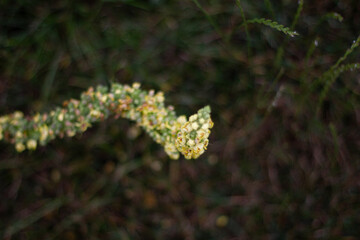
[0,83,213,160]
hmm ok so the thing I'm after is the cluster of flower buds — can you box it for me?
[175,106,213,159]
[0,83,213,160]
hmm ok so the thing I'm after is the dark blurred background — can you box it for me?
[1,0,360,239]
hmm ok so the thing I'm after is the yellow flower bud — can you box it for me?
[14,111,24,119]
[202,123,209,130]
[33,113,40,122]
[101,95,108,102]
[0,116,7,124]
[58,113,64,121]
[189,115,198,122]
[177,116,187,125]
[191,122,199,130]
[16,142,26,152]
[15,131,23,138]
[27,139,37,150]
[187,139,195,147]
[156,92,165,102]
[67,130,76,137]
[164,143,180,160]
[90,110,101,118]
[40,125,49,142]
[132,82,141,89]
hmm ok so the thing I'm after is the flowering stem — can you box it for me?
[0,83,213,160]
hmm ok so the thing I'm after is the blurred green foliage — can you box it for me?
[1,0,360,239]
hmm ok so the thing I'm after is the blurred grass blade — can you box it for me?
[235,0,251,56]
[101,0,149,10]
[317,62,360,115]
[41,51,62,103]
[4,198,67,238]
[300,37,319,83]
[274,0,303,67]
[329,123,340,165]
[49,198,113,239]
[191,0,224,39]
[330,35,360,71]
[290,0,304,30]
[315,36,360,111]
[264,0,275,19]
[323,12,344,22]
